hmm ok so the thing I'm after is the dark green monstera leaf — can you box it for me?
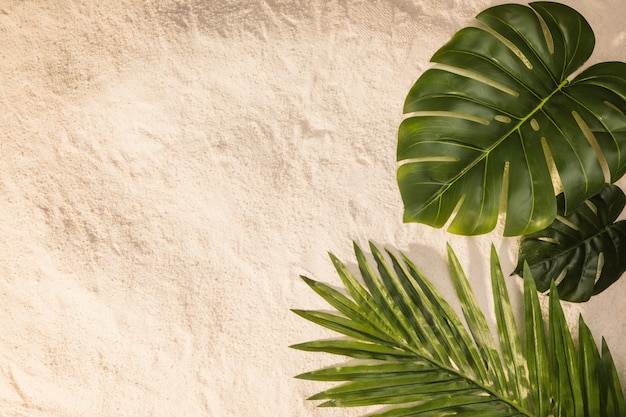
[397,2,626,236]
[515,184,626,302]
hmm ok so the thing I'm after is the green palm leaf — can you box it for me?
[397,2,626,236]
[515,183,626,302]
[291,242,626,416]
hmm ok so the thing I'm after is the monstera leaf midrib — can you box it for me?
[397,2,626,236]
[405,76,571,223]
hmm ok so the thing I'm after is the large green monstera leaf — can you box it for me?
[397,2,626,236]
[515,183,626,302]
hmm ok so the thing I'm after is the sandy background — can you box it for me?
[0,1,624,416]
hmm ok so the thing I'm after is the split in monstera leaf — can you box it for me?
[291,242,626,416]
[397,1,626,237]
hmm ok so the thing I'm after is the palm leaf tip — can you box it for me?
[292,242,626,416]
[600,337,626,416]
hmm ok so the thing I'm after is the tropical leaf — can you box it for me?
[397,2,626,236]
[291,242,626,416]
[515,183,626,302]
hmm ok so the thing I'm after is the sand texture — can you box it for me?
[0,0,625,416]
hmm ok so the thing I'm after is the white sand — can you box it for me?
[0,1,624,416]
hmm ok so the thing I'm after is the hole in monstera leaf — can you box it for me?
[573,110,612,183]
[404,110,490,125]
[533,8,555,54]
[537,236,560,245]
[494,115,511,123]
[555,214,580,231]
[585,199,598,215]
[554,267,569,287]
[474,21,533,70]
[498,161,510,221]
[594,252,605,285]
[431,63,520,96]
[531,119,540,131]
[604,100,624,115]
[443,194,467,231]
[541,137,564,195]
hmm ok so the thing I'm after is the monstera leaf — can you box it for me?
[292,243,626,416]
[515,183,626,302]
[397,2,626,236]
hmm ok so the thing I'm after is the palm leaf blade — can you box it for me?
[372,395,522,417]
[354,244,419,349]
[387,251,485,382]
[548,282,585,416]
[309,377,479,407]
[490,245,529,407]
[446,244,509,393]
[291,309,391,345]
[522,264,550,417]
[330,252,406,342]
[368,244,441,358]
[298,275,391,340]
[399,252,490,384]
[295,363,440,382]
[290,339,414,361]
[578,317,601,416]
[600,338,626,416]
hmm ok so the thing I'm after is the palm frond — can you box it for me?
[291,242,626,416]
